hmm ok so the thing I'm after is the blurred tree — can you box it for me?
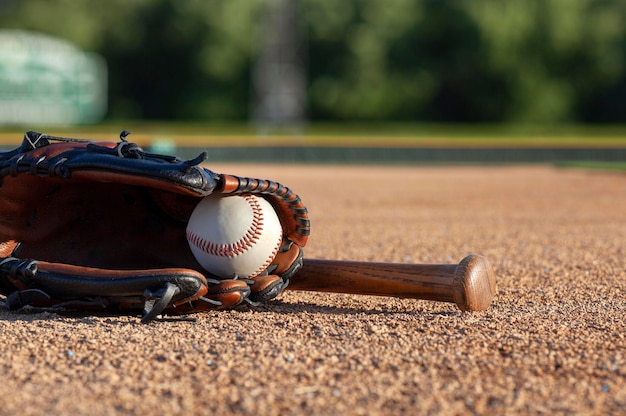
[1,0,625,123]
[465,0,626,123]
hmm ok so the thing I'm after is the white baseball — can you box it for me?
[186,194,283,279]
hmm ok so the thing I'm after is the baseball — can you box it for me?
[186,194,283,279]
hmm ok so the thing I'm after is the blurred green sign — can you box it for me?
[0,30,107,125]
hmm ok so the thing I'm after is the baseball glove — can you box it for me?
[0,130,309,323]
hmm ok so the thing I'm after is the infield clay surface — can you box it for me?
[1,164,625,415]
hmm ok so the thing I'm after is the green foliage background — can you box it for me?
[1,0,626,124]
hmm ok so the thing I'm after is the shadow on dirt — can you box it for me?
[0,297,458,323]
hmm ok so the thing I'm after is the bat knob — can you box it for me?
[452,254,497,311]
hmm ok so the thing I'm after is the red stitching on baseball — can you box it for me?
[187,195,270,259]
[251,237,282,278]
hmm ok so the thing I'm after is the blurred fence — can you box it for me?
[155,146,626,165]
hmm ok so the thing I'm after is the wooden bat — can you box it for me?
[288,254,497,312]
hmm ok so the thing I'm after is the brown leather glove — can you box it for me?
[0,130,309,323]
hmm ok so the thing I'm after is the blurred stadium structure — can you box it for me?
[0,30,107,125]
[252,0,307,131]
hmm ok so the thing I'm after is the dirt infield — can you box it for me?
[1,164,625,415]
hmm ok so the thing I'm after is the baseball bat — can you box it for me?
[288,254,496,312]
